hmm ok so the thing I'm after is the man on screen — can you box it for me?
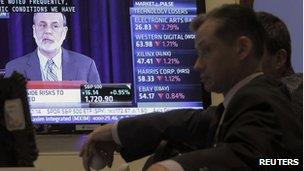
[5,13,101,84]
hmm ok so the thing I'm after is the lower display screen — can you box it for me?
[28,81,204,124]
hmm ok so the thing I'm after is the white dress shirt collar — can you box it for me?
[37,48,62,69]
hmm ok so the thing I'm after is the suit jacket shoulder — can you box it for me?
[61,49,101,83]
[171,75,302,170]
[223,75,296,123]
[216,75,301,163]
[4,51,40,79]
[64,49,95,63]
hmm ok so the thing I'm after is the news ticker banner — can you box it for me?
[31,106,203,124]
[130,0,203,107]
[27,81,132,108]
[0,0,75,13]
[27,81,203,123]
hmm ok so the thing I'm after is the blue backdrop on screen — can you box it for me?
[0,0,133,83]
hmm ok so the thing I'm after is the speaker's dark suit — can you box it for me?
[117,75,302,170]
[5,48,101,84]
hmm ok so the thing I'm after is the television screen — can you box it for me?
[0,0,209,130]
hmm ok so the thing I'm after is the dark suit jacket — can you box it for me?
[117,75,302,171]
[5,48,101,84]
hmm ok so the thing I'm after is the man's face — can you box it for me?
[194,20,239,93]
[33,13,67,54]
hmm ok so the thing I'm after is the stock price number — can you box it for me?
[137,58,153,64]
[81,84,132,105]
[84,96,114,103]
[135,24,152,30]
[136,41,153,48]
[139,93,155,100]
[138,75,155,82]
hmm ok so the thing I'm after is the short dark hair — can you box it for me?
[191,4,265,59]
[256,12,291,64]
[33,13,67,26]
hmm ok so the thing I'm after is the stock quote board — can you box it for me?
[130,0,203,108]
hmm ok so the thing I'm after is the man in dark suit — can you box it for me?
[5,13,101,84]
[80,5,302,171]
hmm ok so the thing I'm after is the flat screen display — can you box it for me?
[0,0,209,126]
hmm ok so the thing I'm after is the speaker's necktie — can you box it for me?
[45,59,58,81]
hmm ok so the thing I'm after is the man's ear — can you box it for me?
[235,36,252,60]
[63,26,68,33]
[62,26,68,39]
[274,49,287,70]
